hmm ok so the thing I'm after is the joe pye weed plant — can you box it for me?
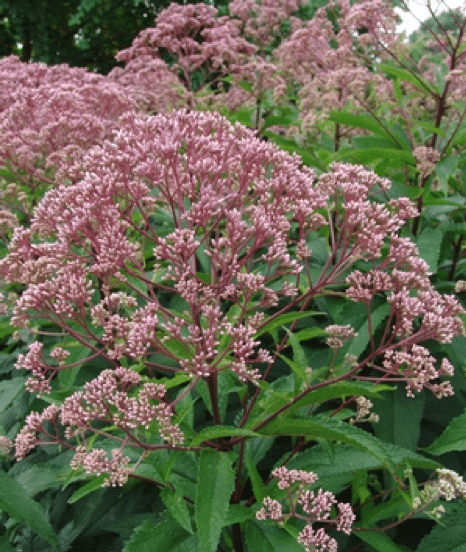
[1,1,466,551]
[0,108,464,552]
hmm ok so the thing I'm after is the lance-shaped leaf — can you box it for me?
[0,469,59,549]
[195,450,235,552]
[422,410,466,456]
[257,414,439,473]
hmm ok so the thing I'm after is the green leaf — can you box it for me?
[356,530,409,551]
[160,487,193,534]
[245,519,304,552]
[337,147,415,164]
[416,121,447,138]
[352,136,400,150]
[123,516,191,552]
[288,381,395,415]
[359,489,411,527]
[258,414,434,473]
[0,377,26,411]
[254,311,322,339]
[245,450,268,503]
[0,470,59,549]
[287,443,439,480]
[416,502,466,552]
[423,410,466,455]
[156,372,191,390]
[434,155,461,194]
[67,475,106,504]
[0,534,15,552]
[262,133,326,170]
[225,504,254,525]
[378,64,435,94]
[294,327,328,341]
[373,383,425,452]
[190,425,260,447]
[329,111,392,138]
[282,327,308,380]
[347,303,391,359]
[195,450,235,552]
[416,227,443,273]
[262,114,299,130]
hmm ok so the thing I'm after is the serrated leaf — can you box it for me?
[262,133,326,170]
[190,425,260,447]
[359,489,411,527]
[416,502,466,552]
[423,410,466,455]
[0,470,59,549]
[416,121,447,138]
[374,382,425,452]
[0,534,15,552]
[288,381,395,414]
[195,451,235,552]
[434,155,461,194]
[282,327,308,380]
[245,450,268,503]
[258,414,437,473]
[0,377,26,411]
[294,327,328,341]
[287,442,439,479]
[123,516,190,552]
[225,504,254,525]
[160,487,193,534]
[337,147,415,164]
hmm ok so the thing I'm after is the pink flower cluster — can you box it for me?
[229,0,305,48]
[71,446,132,487]
[0,57,135,228]
[111,3,256,111]
[274,0,400,132]
[3,110,463,413]
[256,467,355,552]
[325,325,357,350]
[14,367,182,483]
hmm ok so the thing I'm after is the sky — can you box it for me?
[396,0,465,36]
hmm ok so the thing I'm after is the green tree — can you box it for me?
[0,0,207,73]
[409,4,465,43]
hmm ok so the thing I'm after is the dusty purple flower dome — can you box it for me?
[2,110,463,399]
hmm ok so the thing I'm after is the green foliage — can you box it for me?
[195,451,235,552]
[416,502,466,552]
[2,1,466,551]
[0,470,59,549]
